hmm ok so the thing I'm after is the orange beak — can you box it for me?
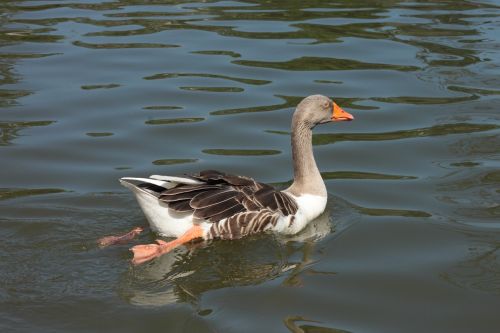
[331,102,354,122]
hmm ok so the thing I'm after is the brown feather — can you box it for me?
[278,192,298,215]
[160,170,298,230]
[221,174,255,186]
[162,184,219,196]
[241,197,261,211]
[192,170,225,183]
[168,200,193,213]
[193,197,240,219]
[273,192,287,213]
[254,187,279,211]
[159,188,207,202]
[190,189,240,208]
[205,202,245,222]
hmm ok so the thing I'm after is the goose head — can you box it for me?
[294,94,354,128]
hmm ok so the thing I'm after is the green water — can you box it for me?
[0,1,499,332]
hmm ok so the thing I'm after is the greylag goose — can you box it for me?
[99,95,353,264]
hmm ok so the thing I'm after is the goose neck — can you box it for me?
[287,119,326,197]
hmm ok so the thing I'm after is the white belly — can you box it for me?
[274,194,327,235]
[133,191,194,237]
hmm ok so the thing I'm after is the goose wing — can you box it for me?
[159,169,298,223]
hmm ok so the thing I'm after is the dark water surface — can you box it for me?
[1,0,500,332]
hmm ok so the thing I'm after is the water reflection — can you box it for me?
[0,120,55,146]
[6,0,491,74]
[144,72,270,85]
[191,50,241,58]
[152,158,198,166]
[266,123,498,146]
[202,148,281,156]
[211,95,301,115]
[271,170,417,190]
[441,240,500,295]
[214,95,377,116]
[145,117,204,125]
[409,40,480,67]
[372,95,478,104]
[119,210,332,306]
[1,0,500,331]
[86,132,114,137]
[233,56,419,71]
[143,105,183,110]
[284,316,351,333]
[447,85,500,96]
[0,187,65,201]
[0,56,32,107]
[311,123,499,146]
[179,86,244,93]
[355,206,431,218]
[73,40,179,49]
[322,171,416,180]
[81,83,121,90]
[436,133,500,225]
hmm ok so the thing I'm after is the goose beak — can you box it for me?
[331,102,354,122]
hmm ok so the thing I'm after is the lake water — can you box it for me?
[1,1,499,332]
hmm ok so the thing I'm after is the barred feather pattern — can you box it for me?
[207,209,281,240]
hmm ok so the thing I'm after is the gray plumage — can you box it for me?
[120,95,353,242]
[137,170,299,239]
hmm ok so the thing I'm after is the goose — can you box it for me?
[99,95,354,264]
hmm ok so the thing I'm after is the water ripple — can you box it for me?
[0,121,55,146]
[179,86,244,93]
[143,72,270,85]
[73,41,180,49]
[0,188,66,201]
[314,123,499,145]
[202,148,281,156]
[233,56,420,71]
[1,0,500,331]
[145,117,204,125]
[266,123,499,145]
[81,83,121,90]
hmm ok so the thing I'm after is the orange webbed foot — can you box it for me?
[130,239,175,265]
[129,225,204,265]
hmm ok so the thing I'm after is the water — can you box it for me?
[1,0,499,332]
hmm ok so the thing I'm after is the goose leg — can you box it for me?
[98,226,144,247]
[130,225,203,265]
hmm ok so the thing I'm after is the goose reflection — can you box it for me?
[118,209,333,306]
